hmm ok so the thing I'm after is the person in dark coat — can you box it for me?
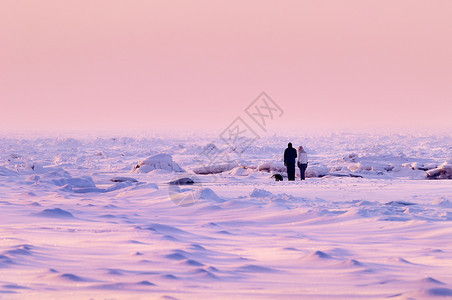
[284,142,297,181]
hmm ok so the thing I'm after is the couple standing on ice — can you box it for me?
[284,142,308,181]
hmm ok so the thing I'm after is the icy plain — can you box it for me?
[0,133,451,299]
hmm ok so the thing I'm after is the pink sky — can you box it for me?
[1,0,451,134]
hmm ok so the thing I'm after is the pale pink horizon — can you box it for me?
[1,1,451,134]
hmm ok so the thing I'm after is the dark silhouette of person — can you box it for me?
[284,142,297,181]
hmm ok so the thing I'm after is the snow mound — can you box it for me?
[304,250,333,260]
[199,188,224,202]
[250,188,274,198]
[236,264,278,273]
[59,273,91,282]
[141,224,190,236]
[35,208,75,219]
[419,277,445,285]
[132,154,185,173]
[228,166,254,176]
[433,198,452,208]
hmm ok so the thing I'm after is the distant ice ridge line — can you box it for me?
[2,134,452,181]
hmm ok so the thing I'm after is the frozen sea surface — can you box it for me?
[0,133,451,299]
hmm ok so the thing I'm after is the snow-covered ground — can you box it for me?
[0,133,451,299]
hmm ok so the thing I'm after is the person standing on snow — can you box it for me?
[284,142,297,181]
[297,146,308,180]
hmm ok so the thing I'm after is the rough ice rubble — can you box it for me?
[318,153,443,179]
[3,157,139,193]
[184,148,447,179]
[305,165,330,177]
[257,161,286,173]
[132,154,185,173]
[192,163,237,175]
[426,161,452,179]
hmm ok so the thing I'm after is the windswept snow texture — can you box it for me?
[0,133,452,299]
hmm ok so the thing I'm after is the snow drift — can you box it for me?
[132,154,185,173]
